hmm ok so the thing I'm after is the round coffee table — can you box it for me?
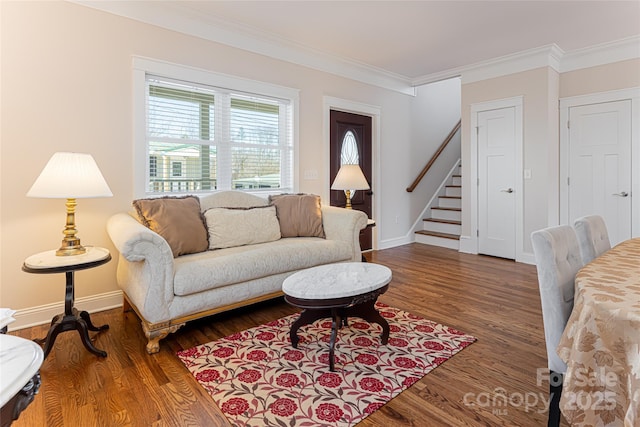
[282,262,392,371]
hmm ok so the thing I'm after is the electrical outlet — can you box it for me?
[395,215,399,224]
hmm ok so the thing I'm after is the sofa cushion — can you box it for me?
[204,205,281,250]
[172,237,352,296]
[199,191,269,211]
[133,196,208,258]
[268,193,325,238]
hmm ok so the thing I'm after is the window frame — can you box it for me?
[133,57,299,198]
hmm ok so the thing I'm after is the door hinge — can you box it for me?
[567,120,570,129]
[567,177,570,186]
[477,229,479,237]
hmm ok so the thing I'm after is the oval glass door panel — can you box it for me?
[341,130,360,194]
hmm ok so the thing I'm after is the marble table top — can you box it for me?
[0,334,44,407]
[24,246,110,270]
[283,262,392,300]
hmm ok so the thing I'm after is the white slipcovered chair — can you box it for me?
[531,225,584,427]
[573,215,611,264]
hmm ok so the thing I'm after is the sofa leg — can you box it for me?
[141,321,185,354]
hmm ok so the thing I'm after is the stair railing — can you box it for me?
[406,119,461,193]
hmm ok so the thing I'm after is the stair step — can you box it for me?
[438,196,461,209]
[414,231,460,250]
[422,217,461,234]
[432,207,461,211]
[424,218,461,225]
[431,206,461,221]
[445,185,461,197]
[415,230,460,240]
[415,161,463,250]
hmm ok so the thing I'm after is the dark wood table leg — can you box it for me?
[328,308,342,371]
[35,271,108,358]
[346,298,390,345]
[289,308,332,348]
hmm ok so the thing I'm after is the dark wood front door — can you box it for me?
[329,110,373,251]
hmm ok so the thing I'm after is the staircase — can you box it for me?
[414,164,461,250]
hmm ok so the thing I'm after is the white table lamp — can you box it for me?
[331,164,370,209]
[27,152,113,256]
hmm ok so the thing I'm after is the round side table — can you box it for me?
[22,246,111,358]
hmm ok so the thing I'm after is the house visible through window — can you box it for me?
[143,74,294,195]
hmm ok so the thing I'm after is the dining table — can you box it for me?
[557,237,640,427]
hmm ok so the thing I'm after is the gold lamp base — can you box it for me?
[56,198,86,256]
[344,190,353,209]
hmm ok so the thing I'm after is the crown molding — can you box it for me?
[73,0,416,95]
[413,44,565,86]
[560,35,640,73]
[413,36,640,86]
[73,1,638,92]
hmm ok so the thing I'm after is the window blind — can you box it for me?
[145,75,293,194]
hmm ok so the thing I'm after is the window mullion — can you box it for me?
[279,101,292,190]
[216,94,232,190]
[200,101,212,191]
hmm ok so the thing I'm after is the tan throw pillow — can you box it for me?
[268,194,325,238]
[133,196,208,257]
[204,205,281,250]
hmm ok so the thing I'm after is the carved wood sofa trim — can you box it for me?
[122,291,285,354]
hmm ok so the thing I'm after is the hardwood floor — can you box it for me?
[9,243,567,426]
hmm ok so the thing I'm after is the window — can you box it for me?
[149,156,157,178]
[171,161,183,177]
[136,60,296,196]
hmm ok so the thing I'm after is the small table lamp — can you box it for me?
[331,164,370,209]
[27,152,113,256]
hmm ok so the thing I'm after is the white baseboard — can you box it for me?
[458,236,477,254]
[8,290,123,331]
[378,235,413,250]
[517,252,536,265]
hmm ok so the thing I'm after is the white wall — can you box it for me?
[406,79,461,231]
[560,59,640,98]
[2,1,453,325]
[374,77,462,247]
[461,67,559,258]
[460,59,640,261]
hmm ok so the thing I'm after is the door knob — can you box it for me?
[500,188,514,193]
[612,191,629,197]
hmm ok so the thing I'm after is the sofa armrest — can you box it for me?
[106,212,175,322]
[321,206,368,261]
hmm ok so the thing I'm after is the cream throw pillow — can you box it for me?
[204,205,281,250]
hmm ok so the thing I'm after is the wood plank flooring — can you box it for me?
[9,243,568,426]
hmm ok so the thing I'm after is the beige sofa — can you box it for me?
[106,191,368,353]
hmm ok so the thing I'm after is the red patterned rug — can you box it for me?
[177,302,476,427]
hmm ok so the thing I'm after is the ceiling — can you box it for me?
[80,1,640,85]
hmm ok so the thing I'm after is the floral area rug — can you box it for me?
[177,302,476,427]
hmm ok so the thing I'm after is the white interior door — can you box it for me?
[568,100,632,246]
[478,107,516,259]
